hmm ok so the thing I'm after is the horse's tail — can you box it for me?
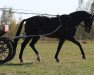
[16,19,26,36]
[13,19,26,50]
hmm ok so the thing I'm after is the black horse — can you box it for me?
[13,11,93,62]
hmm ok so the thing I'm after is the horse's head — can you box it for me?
[70,11,94,33]
[84,14,93,33]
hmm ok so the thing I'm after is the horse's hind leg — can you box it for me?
[29,37,40,61]
[68,37,86,60]
[55,38,65,62]
[19,38,31,62]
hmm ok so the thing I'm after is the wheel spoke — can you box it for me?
[0,47,9,60]
[2,53,7,58]
[1,53,8,60]
[5,51,9,54]
[0,55,2,60]
[0,37,13,64]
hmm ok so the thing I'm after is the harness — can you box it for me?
[15,15,62,39]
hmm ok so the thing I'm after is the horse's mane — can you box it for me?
[69,11,91,18]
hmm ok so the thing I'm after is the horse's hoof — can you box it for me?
[36,54,40,62]
[55,56,60,62]
[56,59,60,62]
[20,60,24,62]
[82,56,86,60]
[37,58,40,62]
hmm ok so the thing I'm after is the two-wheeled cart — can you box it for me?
[0,25,15,64]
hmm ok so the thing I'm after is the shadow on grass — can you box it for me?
[1,62,33,66]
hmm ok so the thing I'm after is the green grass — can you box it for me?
[0,40,94,75]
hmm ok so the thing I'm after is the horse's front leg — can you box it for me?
[55,39,65,62]
[68,37,86,60]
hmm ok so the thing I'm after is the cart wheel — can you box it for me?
[0,37,12,64]
[6,39,15,61]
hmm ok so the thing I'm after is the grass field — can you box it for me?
[0,40,94,75]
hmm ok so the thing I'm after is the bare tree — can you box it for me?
[90,0,94,14]
[0,7,17,38]
[0,7,14,28]
[77,0,84,11]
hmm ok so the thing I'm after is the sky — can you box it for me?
[0,0,89,19]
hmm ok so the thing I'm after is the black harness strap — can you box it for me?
[57,15,62,27]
